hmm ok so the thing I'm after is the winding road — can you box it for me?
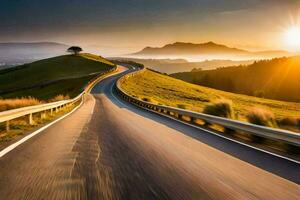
[0,66,299,200]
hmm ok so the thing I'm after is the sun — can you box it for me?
[284,26,300,50]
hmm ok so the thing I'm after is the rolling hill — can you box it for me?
[132,42,292,60]
[120,69,300,131]
[171,56,300,102]
[0,53,115,100]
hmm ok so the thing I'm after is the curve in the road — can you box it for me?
[110,70,300,182]
[0,66,299,200]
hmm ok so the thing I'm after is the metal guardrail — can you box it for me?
[0,65,117,132]
[116,70,300,148]
[84,66,117,93]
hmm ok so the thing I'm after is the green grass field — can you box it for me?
[120,69,300,122]
[0,53,115,100]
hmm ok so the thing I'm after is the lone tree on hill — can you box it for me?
[67,46,82,55]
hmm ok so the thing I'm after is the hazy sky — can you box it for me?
[1,0,300,55]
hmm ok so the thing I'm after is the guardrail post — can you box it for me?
[6,120,10,132]
[248,134,265,143]
[116,70,300,150]
[284,144,298,154]
[28,113,34,125]
[190,117,196,124]
[203,121,211,128]
[40,111,46,119]
[224,127,235,135]
[50,108,53,116]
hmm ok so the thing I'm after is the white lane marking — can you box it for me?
[112,85,300,165]
[99,67,300,164]
[139,106,300,165]
[107,69,137,107]
[69,152,79,177]
[0,68,121,158]
[95,137,100,163]
[0,99,84,158]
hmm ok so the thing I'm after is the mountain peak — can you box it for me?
[204,41,217,45]
[133,42,292,59]
[134,41,247,55]
[166,41,219,47]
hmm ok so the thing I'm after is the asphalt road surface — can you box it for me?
[0,66,299,200]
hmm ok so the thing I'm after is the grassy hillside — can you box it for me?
[0,53,115,100]
[120,69,300,125]
[171,56,300,102]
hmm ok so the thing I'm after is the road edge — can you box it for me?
[0,66,120,158]
[0,98,84,157]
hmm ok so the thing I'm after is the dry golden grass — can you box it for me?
[0,97,41,112]
[0,94,70,112]
[120,69,300,131]
[203,99,234,119]
[49,94,70,102]
[0,101,78,143]
[246,107,277,128]
[80,53,115,66]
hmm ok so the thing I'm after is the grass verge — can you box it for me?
[0,101,79,148]
[120,69,300,132]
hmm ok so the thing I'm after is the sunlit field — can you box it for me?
[171,56,300,102]
[121,69,300,131]
[1,1,300,198]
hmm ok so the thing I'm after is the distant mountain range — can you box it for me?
[0,42,69,67]
[110,57,254,74]
[132,42,292,60]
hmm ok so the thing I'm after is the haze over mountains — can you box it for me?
[132,42,292,61]
[0,42,68,68]
[111,57,254,74]
[0,41,295,74]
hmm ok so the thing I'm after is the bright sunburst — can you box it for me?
[284,26,300,50]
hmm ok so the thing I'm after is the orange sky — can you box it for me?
[1,0,300,56]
